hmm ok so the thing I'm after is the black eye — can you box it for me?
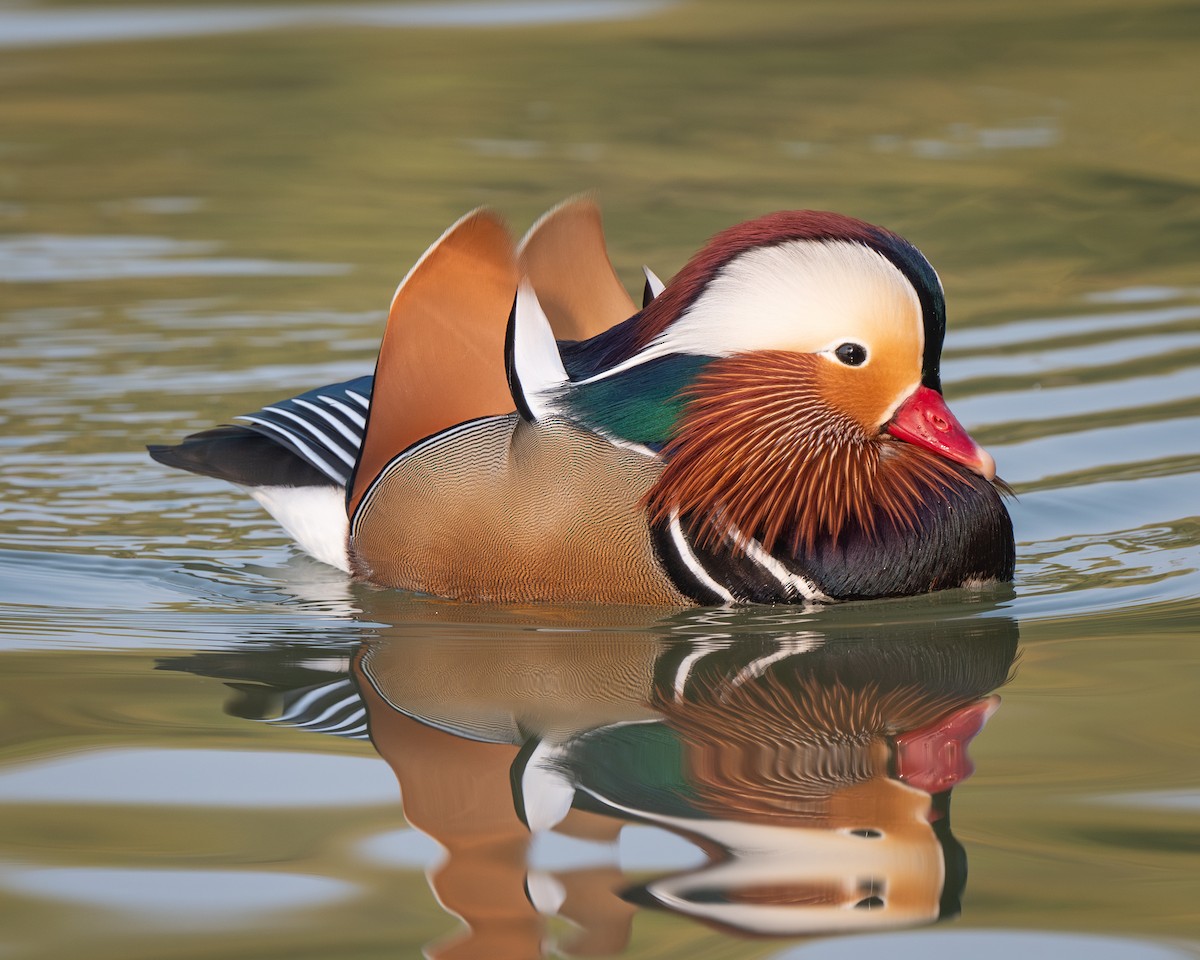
[835,342,868,366]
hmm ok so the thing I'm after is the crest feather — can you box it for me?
[622,211,945,389]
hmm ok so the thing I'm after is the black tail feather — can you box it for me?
[148,426,333,488]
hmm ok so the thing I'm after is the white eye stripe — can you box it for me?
[815,338,867,350]
[654,239,922,359]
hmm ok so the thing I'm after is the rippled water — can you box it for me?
[1,2,1197,958]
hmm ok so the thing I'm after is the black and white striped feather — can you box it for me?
[233,375,372,487]
[255,677,371,741]
[148,376,373,571]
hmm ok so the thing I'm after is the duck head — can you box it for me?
[553,211,1006,582]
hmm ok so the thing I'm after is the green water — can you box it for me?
[0,2,1197,957]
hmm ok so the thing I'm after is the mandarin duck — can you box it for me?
[149,198,1014,604]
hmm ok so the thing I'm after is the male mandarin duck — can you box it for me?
[149,198,1014,604]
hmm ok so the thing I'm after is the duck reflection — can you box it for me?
[535,632,1004,938]
[163,609,1016,957]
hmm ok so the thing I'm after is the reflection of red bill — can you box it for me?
[895,695,1000,798]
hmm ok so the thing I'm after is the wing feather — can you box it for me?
[517,196,636,341]
[347,209,519,515]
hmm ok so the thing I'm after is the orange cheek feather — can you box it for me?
[647,352,970,555]
[815,363,899,432]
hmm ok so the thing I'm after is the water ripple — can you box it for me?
[0,235,348,283]
[0,1,673,49]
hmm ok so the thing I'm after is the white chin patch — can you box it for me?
[244,485,350,572]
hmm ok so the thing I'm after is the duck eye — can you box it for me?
[835,342,868,366]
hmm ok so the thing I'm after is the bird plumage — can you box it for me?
[149,198,1014,604]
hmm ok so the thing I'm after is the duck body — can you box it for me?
[351,413,689,604]
[150,200,1014,605]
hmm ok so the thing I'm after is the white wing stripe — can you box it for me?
[237,414,347,484]
[260,407,357,468]
[293,398,365,446]
[318,395,367,429]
